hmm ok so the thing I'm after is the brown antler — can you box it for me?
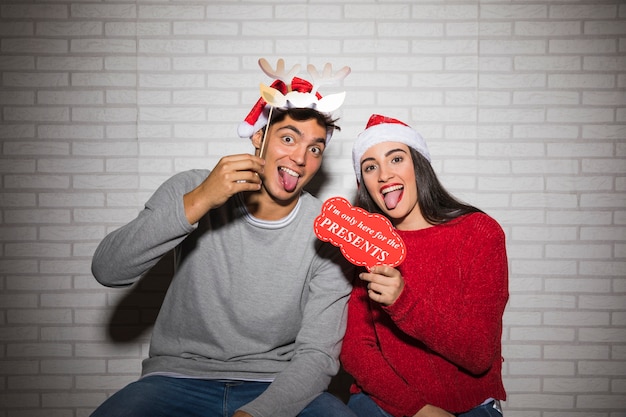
[258,58,301,91]
[307,63,351,94]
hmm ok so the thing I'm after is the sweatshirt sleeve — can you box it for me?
[386,214,509,375]
[91,170,203,287]
[340,278,428,417]
[239,242,353,417]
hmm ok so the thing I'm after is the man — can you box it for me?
[90,60,355,417]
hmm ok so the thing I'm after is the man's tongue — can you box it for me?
[280,168,299,192]
[383,189,403,210]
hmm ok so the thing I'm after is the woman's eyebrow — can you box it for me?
[385,148,407,157]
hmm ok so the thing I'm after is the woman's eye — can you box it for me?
[363,164,376,172]
[391,156,403,163]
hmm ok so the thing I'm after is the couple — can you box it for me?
[90,60,508,417]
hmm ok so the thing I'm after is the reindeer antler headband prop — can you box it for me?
[238,58,351,144]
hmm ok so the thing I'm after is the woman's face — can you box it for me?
[360,142,425,229]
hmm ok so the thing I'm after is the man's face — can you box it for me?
[252,115,327,203]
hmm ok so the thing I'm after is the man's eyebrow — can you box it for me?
[314,137,326,146]
[277,125,302,136]
[277,125,326,145]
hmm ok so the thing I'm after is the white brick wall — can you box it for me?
[1,1,624,415]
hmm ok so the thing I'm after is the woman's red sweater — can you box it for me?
[340,213,508,417]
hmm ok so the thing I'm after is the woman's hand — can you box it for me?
[359,265,405,306]
[413,404,455,417]
[183,153,264,224]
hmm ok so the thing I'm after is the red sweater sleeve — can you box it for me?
[340,280,428,416]
[386,214,509,375]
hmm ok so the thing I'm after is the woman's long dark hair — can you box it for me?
[356,148,483,225]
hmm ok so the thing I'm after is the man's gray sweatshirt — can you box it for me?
[91,169,353,417]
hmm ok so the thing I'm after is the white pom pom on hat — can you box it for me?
[352,114,431,182]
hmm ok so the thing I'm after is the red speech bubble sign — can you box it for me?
[314,196,406,270]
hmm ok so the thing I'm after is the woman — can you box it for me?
[340,114,508,417]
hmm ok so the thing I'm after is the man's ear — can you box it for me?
[251,128,264,150]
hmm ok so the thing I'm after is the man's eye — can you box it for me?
[282,136,294,143]
[310,146,323,156]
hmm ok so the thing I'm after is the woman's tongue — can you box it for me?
[383,189,403,210]
[279,168,299,192]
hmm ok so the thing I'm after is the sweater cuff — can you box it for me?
[383,280,419,322]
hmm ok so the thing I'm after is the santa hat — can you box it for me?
[352,114,431,182]
[237,77,323,139]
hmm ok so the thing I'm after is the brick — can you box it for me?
[515,21,581,36]
[1,4,68,19]
[7,343,72,357]
[508,360,575,375]
[379,22,443,37]
[480,4,547,19]
[508,294,576,309]
[72,72,137,87]
[544,345,609,360]
[6,276,72,291]
[545,244,612,259]
[37,91,103,106]
[5,242,71,258]
[576,395,626,410]
[37,21,102,37]
[4,208,71,224]
[70,3,136,19]
[0,55,35,70]
[543,377,609,393]
[138,39,204,54]
[75,374,137,390]
[0,22,34,37]
[138,4,204,19]
[41,391,106,408]
[2,38,68,54]
[70,38,136,54]
[579,328,626,343]
[584,21,626,35]
[38,125,103,140]
[550,39,617,54]
[205,4,272,20]
[4,106,70,122]
[41,359,106,375]
[71,107,138,123]
[0,226,36,240]
[549,4,617,19]
[515,56,581,71]
[37,56,103,71]
[480,40,547,55]
[547,176,613,191]
[9,375,73,390]
[548,74,616,89]
[246,21,310,37]
[0,91,35,105]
